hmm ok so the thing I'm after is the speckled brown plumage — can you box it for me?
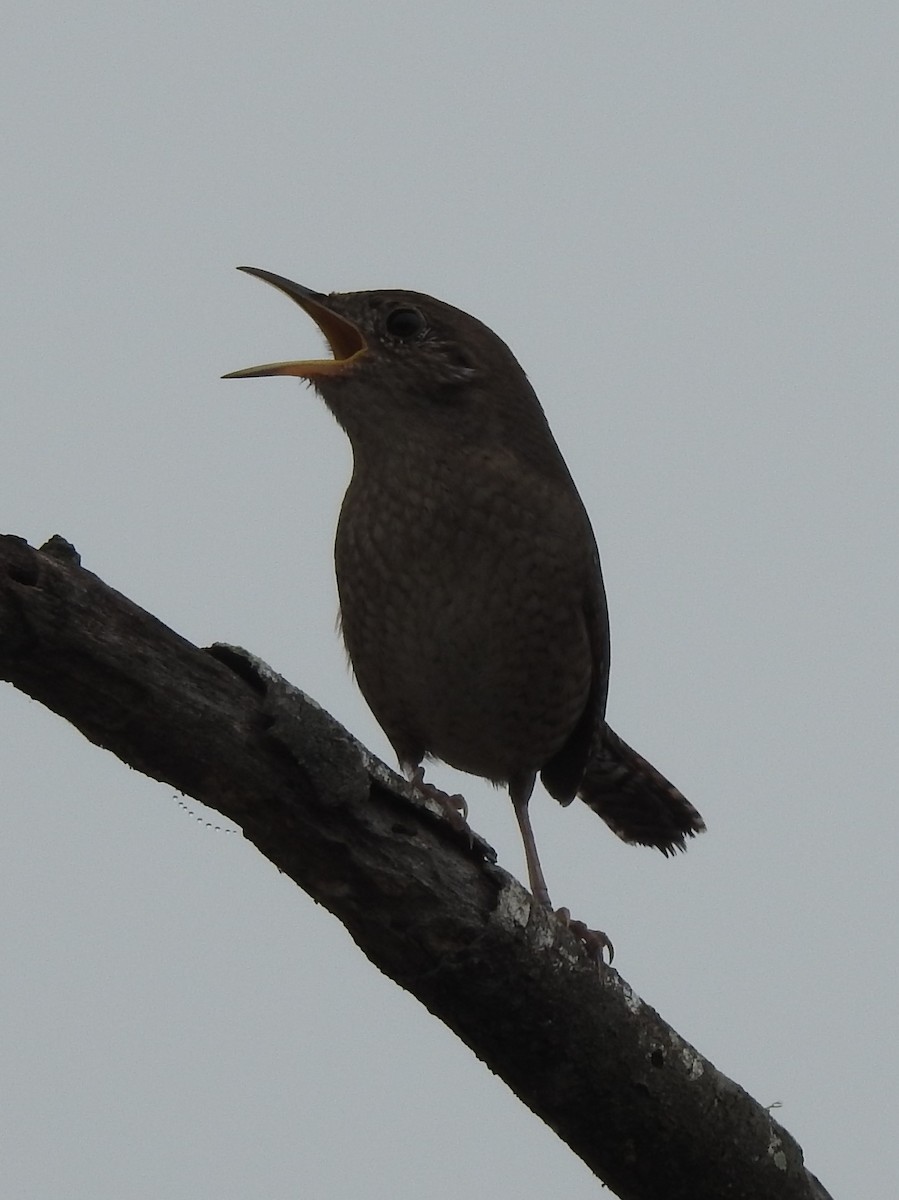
[226,268,705,920]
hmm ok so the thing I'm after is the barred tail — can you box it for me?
[579,724,706,854]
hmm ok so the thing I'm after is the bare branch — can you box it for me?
[0,534,832,1200]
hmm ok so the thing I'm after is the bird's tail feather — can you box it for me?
[579,725,705,854]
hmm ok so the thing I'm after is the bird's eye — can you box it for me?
[385,307,427,340]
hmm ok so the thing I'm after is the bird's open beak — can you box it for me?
[222,266,367,379]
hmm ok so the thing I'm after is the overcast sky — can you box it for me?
[2,4,897,1197]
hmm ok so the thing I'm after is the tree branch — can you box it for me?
[0,534,831,1200]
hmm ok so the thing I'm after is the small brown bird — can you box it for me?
[225,267,705,947]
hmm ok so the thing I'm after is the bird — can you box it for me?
[224,266,705,954]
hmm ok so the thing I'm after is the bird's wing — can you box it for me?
[539,535,610,804]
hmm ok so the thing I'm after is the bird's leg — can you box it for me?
[509,773,553,908]
[510,774,614,964]
[407,764,469,830]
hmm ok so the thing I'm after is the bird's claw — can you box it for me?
[555,907,614,964]
[409,767,470,832]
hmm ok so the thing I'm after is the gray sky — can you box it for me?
[2,4,896,1196]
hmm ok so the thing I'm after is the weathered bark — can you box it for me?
[0,534,831,1200]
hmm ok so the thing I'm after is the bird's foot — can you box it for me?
[409,766,470,832]
[555,907,614,965]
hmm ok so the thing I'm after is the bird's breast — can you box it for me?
[333,462,595,782]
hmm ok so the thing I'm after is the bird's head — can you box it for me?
[224,267,560,469]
